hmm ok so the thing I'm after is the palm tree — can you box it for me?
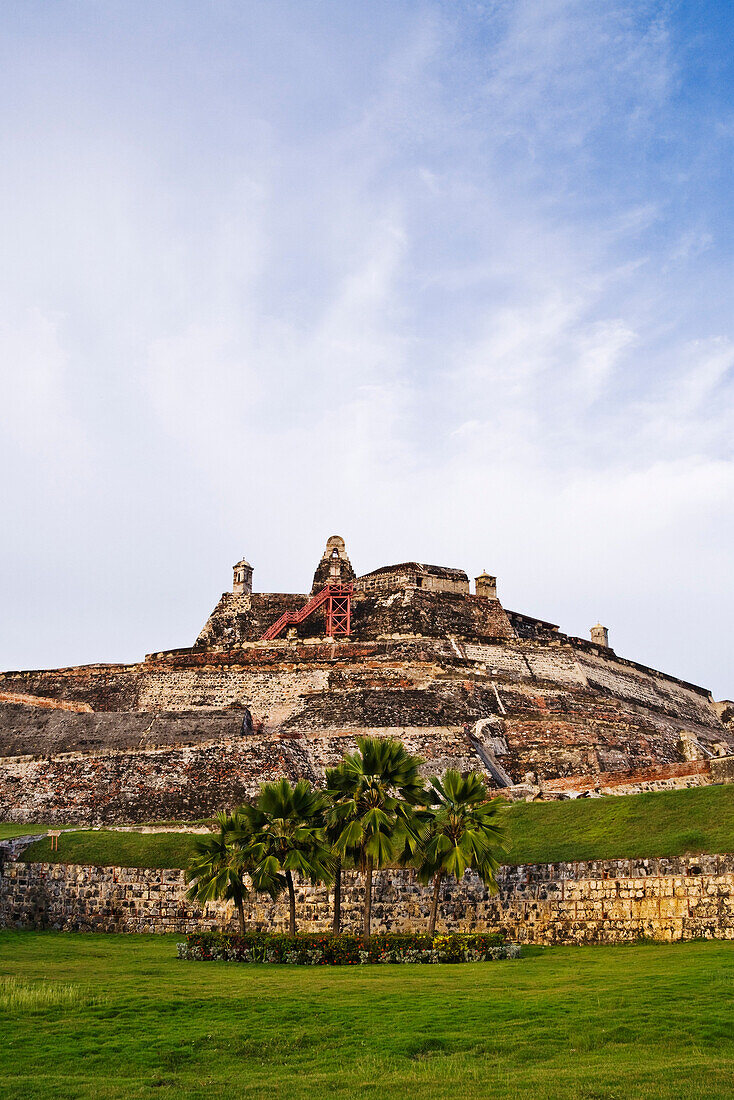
[322,794,344,934]
[243,778,333,937]
[416,769,506,937]
[326,736,425,938]
[186,811,254,935]
[322,793,361,935]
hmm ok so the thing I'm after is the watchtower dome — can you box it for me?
[232,558,253,596]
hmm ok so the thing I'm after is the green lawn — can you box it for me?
[20,829,197,869]
[503,783,734,864]
[15,783,734,869]
[0,932,732,1099]
[0,823,52,841]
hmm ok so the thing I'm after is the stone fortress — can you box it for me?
[1,536,732,826]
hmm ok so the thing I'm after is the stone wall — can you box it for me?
[0,691,92,713]
[0,663,141,712]
[353,563,470,597]
[2,630,731,824]
[2,855,732,944]
[538,759,713,797]
[0,727,488,825]
[195,593,316,647]
[2,736,729,827]
[0,737,315,825]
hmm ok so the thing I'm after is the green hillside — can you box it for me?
[15,783,734,869]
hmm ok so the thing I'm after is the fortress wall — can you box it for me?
[301,726,482,778]
[0,638,721,732]
[0,737,317,825]
[1,638,729,810]
[351,591,516,642]
[575,649,716,725]
[462,644,538,681]
[278,683,491,732]
[0,708,247,758]
[0,691,93,713]
[0,664,142,712]
[136,666,331,719]
[0,729,491,825]
[0,724,727,827]
[467,640,718,729]
[3,856,732,944]
[195,593,311,647]
[541,759,712,796]
[522,649,590,687]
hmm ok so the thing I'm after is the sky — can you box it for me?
[0,1,732,698]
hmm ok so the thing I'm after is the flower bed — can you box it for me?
[177,931,521,965]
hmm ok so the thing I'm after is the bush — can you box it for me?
[176,931,520,965]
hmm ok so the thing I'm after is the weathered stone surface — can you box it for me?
[2,856,732,944]
[354,562,470,597]
[1,547,731,825]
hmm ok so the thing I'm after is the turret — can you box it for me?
[311,535,356,593]
[475,571,497,599]
[233,558,253,595]
[590,623,609,648]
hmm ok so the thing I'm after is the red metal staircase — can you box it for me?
[260,584,353,641]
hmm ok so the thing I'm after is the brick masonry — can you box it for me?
[2,855,732,944]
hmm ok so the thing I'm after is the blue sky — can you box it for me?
[1,1,732,698]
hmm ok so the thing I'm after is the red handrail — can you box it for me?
[260,584,353,641]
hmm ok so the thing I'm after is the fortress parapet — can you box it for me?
[354,562,470,597]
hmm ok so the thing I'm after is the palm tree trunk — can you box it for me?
[285,869,296,937]
[363,856,373,939]
[332,858,342,935]
[236,897,246,937]
[428,871,444,937]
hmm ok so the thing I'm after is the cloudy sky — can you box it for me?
[1,1,732,698]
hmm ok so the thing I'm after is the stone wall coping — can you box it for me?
[11,853,733,882]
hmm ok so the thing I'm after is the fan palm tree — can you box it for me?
[243,778,334,937]
[185,811,255,935]
[322,795,343,934]
[416,769,506,937]
[326,736,425,938]
[322,793,362,935]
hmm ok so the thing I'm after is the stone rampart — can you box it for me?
[540,759,713,797]
[2,855,732,944]
[0,728,485,825]
[1,633,730,822]
[0,691,92,713]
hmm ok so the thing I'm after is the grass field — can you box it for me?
[0,932,732,1099]
[0,823,52,841]
[502,783,734,863]
[20,828,197,869]
[16,783,734,869]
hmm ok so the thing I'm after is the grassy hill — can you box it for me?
[14,783,734,869]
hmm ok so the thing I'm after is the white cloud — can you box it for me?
[0,1,731,698]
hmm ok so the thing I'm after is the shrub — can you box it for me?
[176,930,520,965]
